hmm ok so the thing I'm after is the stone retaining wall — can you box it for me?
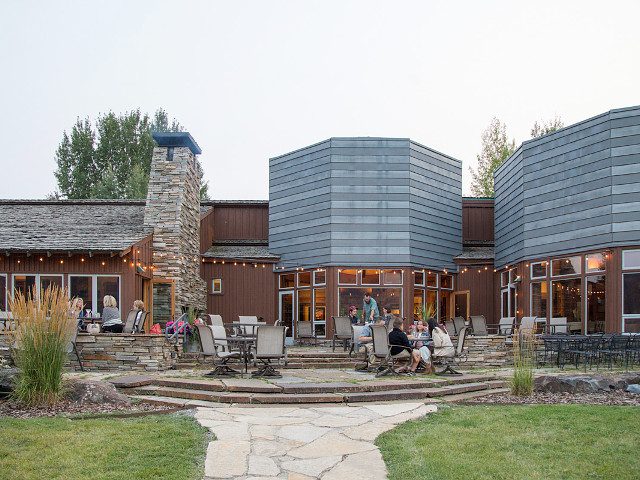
[0,333,180,372]
[455,335,515,368]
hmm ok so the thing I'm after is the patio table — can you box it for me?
[225,336,257,376]
[224,321,266,337]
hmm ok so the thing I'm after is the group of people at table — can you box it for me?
[351,292,455,375]
[69,296,145,333]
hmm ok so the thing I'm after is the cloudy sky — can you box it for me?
[1,1,638,200]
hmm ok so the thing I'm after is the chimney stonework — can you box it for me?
[144,140,206,318]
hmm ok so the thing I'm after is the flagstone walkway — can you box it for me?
[195,402,436,479]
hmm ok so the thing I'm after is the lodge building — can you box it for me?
[0,106,638,339]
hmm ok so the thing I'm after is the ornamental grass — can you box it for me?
[511,328,536,396]
[8,286,78,406]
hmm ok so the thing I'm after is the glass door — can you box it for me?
[279,291,294,345]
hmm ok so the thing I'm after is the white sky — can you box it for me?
[1,1,639,200]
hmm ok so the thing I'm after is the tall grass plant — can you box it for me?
[9,286,78,406]
[511,328,535,395]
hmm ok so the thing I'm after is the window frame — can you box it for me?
[361,269,380,286]
[313,270,326,286]
[68,274,121,316]
[530,262,547,279]
[212,278,222,294]
[382,269,403,285]
[12,273,64,299]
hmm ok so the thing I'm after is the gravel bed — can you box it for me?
[0,398,179,419]
[464,389,640,406]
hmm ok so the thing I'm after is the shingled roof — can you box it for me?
[0,200,152,253]
[203,239,279,262]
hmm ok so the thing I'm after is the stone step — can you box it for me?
[444,387,510,402]
[132,385,254,404]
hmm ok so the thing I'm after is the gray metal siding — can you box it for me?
[269,137,462,269]
[495,105,640,266]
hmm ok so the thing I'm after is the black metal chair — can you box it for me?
[601,334,629,369]
[65,327,84,372]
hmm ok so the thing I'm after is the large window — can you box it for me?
[623,272,640,333]
[314,288,326,336]
[530,281,547,318]
[586,275,605,334]
[339,287,401,318]
[552,256,581,276]
[552,278,581,323]
[69,275,120,315]
[13,274,63,299]
[414,289,424,321]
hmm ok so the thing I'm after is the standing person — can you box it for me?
[388,318,421,375]
[348,306,359,324]
[101,295,123,333]
[428,317,454,358]
[362,292,379,324]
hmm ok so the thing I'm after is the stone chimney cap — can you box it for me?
[152,132,202,155]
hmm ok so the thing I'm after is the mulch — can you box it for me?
[461,389,640,407]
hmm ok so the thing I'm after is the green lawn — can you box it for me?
[0,412,210,480]
[377,404,640,480]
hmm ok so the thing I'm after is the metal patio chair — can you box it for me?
[452,317,466,335]
[64,326,84,372]
[601,334,629,370]
[332,316,353,352]
[498,317,515,335]
[469,315,488,336]
[434,326,469,375]
[349,325,364,358]
[238,315,259,336]
[549,317,568,334]
[122,309,138,334]
[444,319,455,335]
[368,324,414,377]
[249,325,287,378]
[198,324,241,377]
[297,321,316,345]
[518,317,537,336]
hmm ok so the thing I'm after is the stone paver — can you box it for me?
[197,402,435,479]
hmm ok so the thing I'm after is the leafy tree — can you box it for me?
[54,108,209,200]
[531,116,564,138]
[470,117,516,197]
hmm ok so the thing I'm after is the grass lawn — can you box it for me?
[0,412,210,480]
[377,404,640,480]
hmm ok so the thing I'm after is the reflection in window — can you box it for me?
[338,269,357,284]
[552,279,581,323]
[531,281,547,318]
[413,289,424,321]
[314,270,326,285]
[383,270,402,285]
[441,275,453,289]
[501,271,509,287]
[531,262,547,279]
[13,275,36,299]
[362,270,380,285]
[280,274,295,289]
[552,256,581,276]
[97,276,119,313]
[70,276,93,311]
[314,288,326,337]
[586,253,605,272]
[40,276,63,293]
[623,250,640,269]
[426,274,437,288]
[586,275,605,334]
[339,287,401,318]
[426,290,437,320]
[298,290,311,322]
[298,271,311,287]
[414,271,424,286]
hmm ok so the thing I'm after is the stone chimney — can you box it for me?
[144,132,207,318]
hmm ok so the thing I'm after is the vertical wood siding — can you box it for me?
[462,199,494,242]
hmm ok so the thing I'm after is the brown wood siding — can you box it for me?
[200,208,216,254]
[202,262,277,323]
[213,205,269,240]
[462,198,494,243]
[455,269,498,323]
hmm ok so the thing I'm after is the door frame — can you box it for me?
[451,290,470,319]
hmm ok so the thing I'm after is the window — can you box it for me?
[509,268,519,283]
[623,273,640,317]
[212,279,222,294]
[383,270,402,285]
[298,289,311,323]
[552,256,581,276]
[69,275,120,315]
[551,278,581,323]
[531,262,547,279]
[413,289,424,321]
[426,273,437,288]
[426,290,438,319]
[338,269,357,285]
[501,271,509,287]
[362,269,380,285]
[339,287,402,318]
[279,274,295,289]
[586,275,605,334]
[298,271,311,287]
[586,253,606,272]
[13,274,63,299]
[530,281,547,318]
[441,275,453,290]
[314,288,326,336]
[313,270,326,286]
[414,271,424,286]
[0,274,6,311]
[623,250,640,269]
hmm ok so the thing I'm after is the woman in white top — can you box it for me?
[427,317,455,358]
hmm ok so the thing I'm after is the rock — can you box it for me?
[0,368,17,394]
[534,375,616,393]
[66,379,131,405]
[626,384,640,394]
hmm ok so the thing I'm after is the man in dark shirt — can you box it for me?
[388,317,421,375]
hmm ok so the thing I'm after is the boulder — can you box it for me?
[626,384,640,394]
[66,379,131,405]
[534,375,616,393]
[0,368,17,395]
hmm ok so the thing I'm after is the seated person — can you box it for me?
[101,295,123,333]
[381,306,394,328]
[409,319,434,365]
[428,317,455,358]
[70,298,84,330]
[132,300,145,332]
[348,306,359,324]
[358,317,386,360]
[388,317,421,376]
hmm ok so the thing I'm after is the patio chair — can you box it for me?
[122,309,138,334]
[197,324,241,377]
[249,325,287,378]
[549,317,568,334]
[238,315,259,336]
[332,316,353,352]
[208,314,224,328]
[434,326,468,375]
[64,327,84,372]
[601,334,629,369]
[626,335,640,369]
[518,317,537,336]
[452,317,466,335]
[469,315,488,336]
[368,324,414,377]
[349,325,364,358]
[498,317,515,335]
[297,321,316,345]
[134,311,149,333]
[444,320,455,335]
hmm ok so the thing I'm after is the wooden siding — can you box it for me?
[462,198,494,242]
[269,138,462,270]
[495,105,640,267]
[200,208,216,254]
[455,269,499,323]
[202,262,277,323]
[213,203,269,241]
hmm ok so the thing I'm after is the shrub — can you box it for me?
[9,286,78,406]
[511,328,535,396]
